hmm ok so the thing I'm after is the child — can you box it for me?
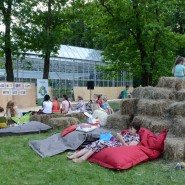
[101,96,113,115]
[67,121,141,163]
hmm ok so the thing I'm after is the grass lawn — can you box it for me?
[0,130,184,185]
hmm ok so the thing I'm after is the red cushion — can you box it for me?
[138,128,168,152]
[61,125,77,137]
[88,146,149,170]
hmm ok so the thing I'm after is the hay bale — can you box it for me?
[176,89,185,101]
[137,99,169,117]
[49,117,80,130]
[133,86,176,100]
[120,98,139,115]
[156,77,185,91]
[30,114,65,124]
[106,112,131,130]
[39,114,51,124]
[163,136,185,160]
[171,116,185,137]
[167,102,185,116]
[50,113,64,118]
[65,112,87,121]
[133,115,170,133]
[30,115,41,122]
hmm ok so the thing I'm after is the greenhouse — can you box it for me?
[0,45,132,97]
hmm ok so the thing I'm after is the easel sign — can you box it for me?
[37,79,48,105]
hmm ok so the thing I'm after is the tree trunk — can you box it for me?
[132,1,150,86]
[4,1,14,82]
[43,53,50,79]
[136,30,149,86]
[43,0,52,79]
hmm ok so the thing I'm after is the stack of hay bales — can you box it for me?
[156,77,185,160]
[106,98,139,130]
[132,86,174,133]
[107,77,185,160]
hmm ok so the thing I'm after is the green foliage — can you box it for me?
[64,0,184,86]
[1,0,185,85]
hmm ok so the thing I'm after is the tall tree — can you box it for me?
[86,0,185,86]
[43,0,52,79]
[14,0,70,79]
[0,0,14,81]
[0,0,28,81]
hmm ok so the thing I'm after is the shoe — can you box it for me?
[175,163,182,170]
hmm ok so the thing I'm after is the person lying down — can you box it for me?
[67,121,141,163]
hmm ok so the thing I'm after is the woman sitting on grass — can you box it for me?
[6,101,21,118]
[67,121,141,163]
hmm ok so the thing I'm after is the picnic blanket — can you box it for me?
[0,121,52,137]
[29,127,109,158]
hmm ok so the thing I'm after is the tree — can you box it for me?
[166,0,185,56]
[61,0,104,50]
[0,0,14,81]
[76,0,185,86]
[0,0,30,82]
[14,0,70,79]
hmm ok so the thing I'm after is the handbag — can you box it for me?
[0,116,8,128]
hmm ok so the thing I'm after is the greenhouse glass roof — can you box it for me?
[57,45,102,62]
[27,45,102,62]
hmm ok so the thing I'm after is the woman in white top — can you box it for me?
[42,94,52,114]
[61,95,71,114]
[89,103,109,127]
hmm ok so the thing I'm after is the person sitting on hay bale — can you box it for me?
[52,96,61,113]
[96,94,103,107]
[38,94,52,114]
[101,96,113,115]
[67,121,141,163]
[72,95,86,112]
[61,94,71,114]
[172,56,185,78]
[88,103,109,127]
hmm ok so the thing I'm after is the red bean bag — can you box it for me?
[88,128,168,170]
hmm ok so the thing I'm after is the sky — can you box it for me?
[0,25,5,32]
